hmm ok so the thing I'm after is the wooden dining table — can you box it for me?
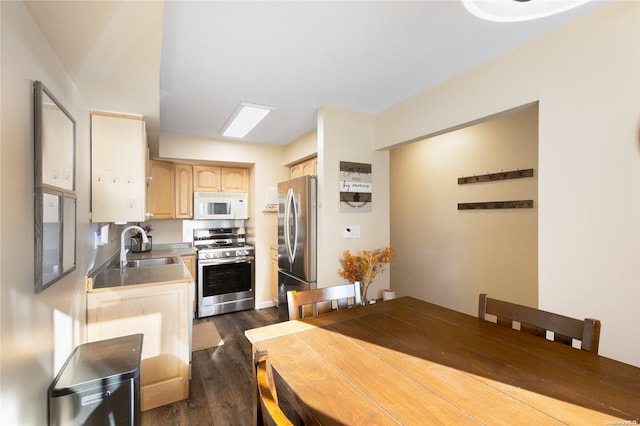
[245,297,640,425]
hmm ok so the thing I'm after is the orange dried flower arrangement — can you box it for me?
[338,246,396,302]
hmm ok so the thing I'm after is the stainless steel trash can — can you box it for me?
[48,334,143,426]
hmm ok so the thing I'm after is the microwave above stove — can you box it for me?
[194,192,248,220]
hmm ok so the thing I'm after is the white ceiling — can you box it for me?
[26,1,609,152]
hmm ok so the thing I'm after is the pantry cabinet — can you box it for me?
[146,160,175,219]
[193,166,248,192]
[90,111,147,223]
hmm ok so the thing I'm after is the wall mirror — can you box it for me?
[34,81,77,293]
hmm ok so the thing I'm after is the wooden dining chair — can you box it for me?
[478,293,601,354]
[254,350,294,426]
[287,282,362,320]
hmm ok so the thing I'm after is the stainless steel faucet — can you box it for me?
[119,225,149,268]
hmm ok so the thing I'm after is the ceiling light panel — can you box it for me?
[221,102,274,138]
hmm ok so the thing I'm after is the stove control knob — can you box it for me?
[205,253,211,259]
[225,251,231,257]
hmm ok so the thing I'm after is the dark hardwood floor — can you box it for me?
[141,307,284,426]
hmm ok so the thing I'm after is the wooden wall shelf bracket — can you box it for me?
[458,168,534,185]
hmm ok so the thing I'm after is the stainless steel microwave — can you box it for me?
[194,192,249,220]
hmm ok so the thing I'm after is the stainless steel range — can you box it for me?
[193,227,255,318]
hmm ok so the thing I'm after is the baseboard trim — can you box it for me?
[255,300,277,310]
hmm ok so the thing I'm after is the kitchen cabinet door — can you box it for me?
[193,166,221,192]
[193,166,248,193]
[87,281,191,411]
[174,164,193,218]
[290,163,303,179]
[220,167,248,192]
[301,157,317,176]
[91,111,147,222]
[146,160,175,219]
[290,157,317,179]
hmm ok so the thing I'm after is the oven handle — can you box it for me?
[198,257,254,266]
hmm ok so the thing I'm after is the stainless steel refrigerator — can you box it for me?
[277,175,317,320]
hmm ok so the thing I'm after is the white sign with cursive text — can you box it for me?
[339,161,372,212]
[340,181,372,193]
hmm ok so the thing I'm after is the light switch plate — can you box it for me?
[343,225,361,238]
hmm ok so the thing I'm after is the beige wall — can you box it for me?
[284,129,317,166]
[317,106,391,298]
[390,105,538,315]
[159,133,289,307]
[377,2,640,366]
[2,3,95,424]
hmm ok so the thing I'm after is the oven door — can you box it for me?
[197,257,255,317]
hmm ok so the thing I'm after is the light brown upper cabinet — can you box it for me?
[290,157,317,179]
[193,166,248,192]
[174,164,193,218]
[146,163,247,220]
[91,111,147,223]
[146,160,175,219]
[147,162,194,220]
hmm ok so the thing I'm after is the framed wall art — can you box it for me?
[339,161,372,212]
[34,81,77,293]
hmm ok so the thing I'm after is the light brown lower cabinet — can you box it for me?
[181,254,197,313]
[87,280,193,411]
[181,254,196,280]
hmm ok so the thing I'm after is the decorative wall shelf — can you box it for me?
[458,200,534,210]
[458,168,534,185]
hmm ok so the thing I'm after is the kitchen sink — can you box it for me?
[120,256,180,268]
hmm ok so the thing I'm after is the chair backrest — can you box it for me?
[254,350,293,426]
[478,293,601,354]
[287,282,362,320]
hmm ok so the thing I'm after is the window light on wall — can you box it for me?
[462,0,593,22]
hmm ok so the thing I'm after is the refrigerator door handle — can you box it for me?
[284,187,298,265]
